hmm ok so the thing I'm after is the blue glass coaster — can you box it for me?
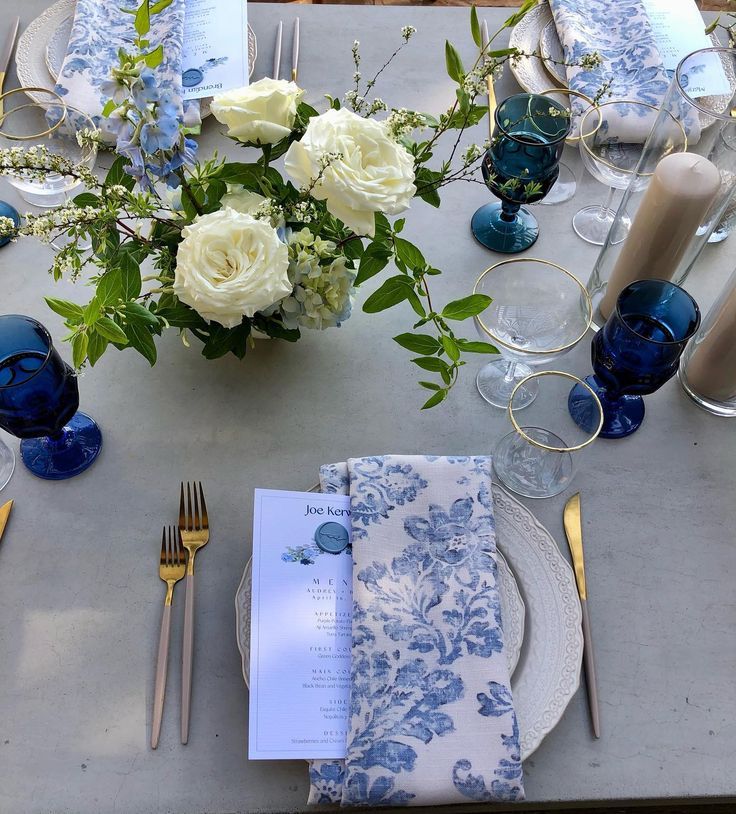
[20,411,102,479]
[0,202,20,248]
[568,375,645,440]
[471,202,539,253]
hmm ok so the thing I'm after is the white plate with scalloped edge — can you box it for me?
[235,481,583,760]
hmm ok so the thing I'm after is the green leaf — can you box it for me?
[101,99,118,118]
[414,168,443,208]
[155,304,207,329]
[97,269,123,305]
[215,162,264,188]
[362,276,411,313]
[123,301,160,327]
[135,0,151,35]
[355,242,391,286]
[71,332,89,369]
[705,18,720,35]
[393,218,405,234]
[124,321,157,365]
[393,237,425,270]
[73,192,100,208]
[95,316,129,345]
[502,0,537,30]
[470,6,482,48]
[442,335,460,362]
[445,40,465,83]
[87,331,109,366]
[143,44,164,68]
[455,338,498,354]
[149,0,174,12]
[419,381,441,391]
[393,333,441,355]
[411,356,449,373]
[422,389,448,410]
[406,289,426,318]
[119,253,142,300]
[83,297,101,325]
[442,294,492,321]
[105,156,135,191]
[45,297,84,323]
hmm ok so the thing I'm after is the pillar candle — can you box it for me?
[684,284,736,402]
[599,153,721,320]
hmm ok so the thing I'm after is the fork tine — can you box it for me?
[199,482,209,530]
[179,482,186,529]
[176,528,185,565]
[186,482,193,531]
[193,481,200,530]
[168,525,174,566]
[160,526,167,564]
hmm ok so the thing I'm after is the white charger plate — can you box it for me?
[235,482,583,761]
[16,0,256,118]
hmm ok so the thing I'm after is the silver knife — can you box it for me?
[0,17,20,120]
[0,499,13,545]
[273,20,283,80]
[291,17,300,83]
[563,492,601,739]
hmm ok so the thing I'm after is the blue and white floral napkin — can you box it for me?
[54,0,199,137]
[308,456,523,807]
[548,0,697,142]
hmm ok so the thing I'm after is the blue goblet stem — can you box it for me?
[500,200,520,222]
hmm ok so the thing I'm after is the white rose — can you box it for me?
[174,209,291,328]
[211,78,304,145]
[220,186,266,215]
[284,108,416,237]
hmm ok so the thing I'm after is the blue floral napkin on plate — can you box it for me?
[548,0,698,142]
[54,0,200,139]
[308,456,523,807]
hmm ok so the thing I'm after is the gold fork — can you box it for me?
[179,481,209,744]
[152,525,186,749]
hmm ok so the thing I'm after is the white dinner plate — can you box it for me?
[16,0,256,118]
[235,482,583,760]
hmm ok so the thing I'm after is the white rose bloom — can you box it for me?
[174,209,292,328]
[211,78,304,145]
[220,187,266,215]
[284,108,416,237]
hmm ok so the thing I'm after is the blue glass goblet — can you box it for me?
[568,280,700,439]
[471,93,571,253]
[0,315,102,479]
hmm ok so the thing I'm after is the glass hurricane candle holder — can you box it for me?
[471,93,571,253]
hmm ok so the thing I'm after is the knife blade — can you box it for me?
[0,17,20,121]
[0,499,13,544]
[273,20,283,81]
[563,492,601,739]
[291,17,300,83]
[481,20,496,142]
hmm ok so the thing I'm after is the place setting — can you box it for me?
[0,0,735,810]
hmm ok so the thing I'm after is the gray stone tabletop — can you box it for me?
[0,3,735,812]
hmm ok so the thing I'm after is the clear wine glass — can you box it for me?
[493,370,603,500]
[0,88,99,208]
[573,100,686,245]
[473,258,592,409]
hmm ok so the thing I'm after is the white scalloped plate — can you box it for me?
[17,0,256,118]
[235,482,582,761]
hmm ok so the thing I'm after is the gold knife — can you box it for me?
[0,499,13,544]
[0,18,20,121]
[481,19,496,142]
[563,492,601,739]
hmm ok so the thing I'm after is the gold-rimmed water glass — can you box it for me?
[473,258,592,409]
[573,99,687,245]
[0,88,99,208]
[493,370,603,499]
[536,88,601,206]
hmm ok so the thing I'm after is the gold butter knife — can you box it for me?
[481,19,496,142]
[0,499,13,544]
[0,18,20,121]
[563,492,601,739]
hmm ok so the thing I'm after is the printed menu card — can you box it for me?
[249,489,352,760]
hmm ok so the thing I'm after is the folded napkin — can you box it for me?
[54,0,200,138]
[308,456,523,807]
[548,0,698,143]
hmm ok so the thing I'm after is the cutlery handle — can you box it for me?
[581,599,601,738]
[181,572,195,744]
[151,603,172,749]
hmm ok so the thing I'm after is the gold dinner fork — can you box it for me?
[179,481,209,744]
[152,525,186,749]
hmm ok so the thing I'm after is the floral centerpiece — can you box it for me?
[0,0,592,407]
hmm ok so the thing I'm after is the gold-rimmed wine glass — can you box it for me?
[493,370,603,499]
[473,257,593,409]
[573,99,687,245]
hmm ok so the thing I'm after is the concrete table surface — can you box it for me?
[0,3,734,812]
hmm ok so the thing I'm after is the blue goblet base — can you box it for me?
[20,411,102,480]
[568,375,645,439]
[471,202,539,253]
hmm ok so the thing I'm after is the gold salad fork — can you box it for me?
[179,481,209,744]
[152,526,186,749]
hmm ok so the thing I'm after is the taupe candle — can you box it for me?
[599,153,721,320]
